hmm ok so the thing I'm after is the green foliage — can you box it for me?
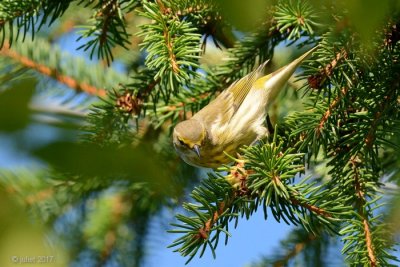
[1,32,129,93]
[0,0,73,47]
[77,0,140,65]
[0,77,35,131]
[275,0,322,41]
[138,1,201,96]
[217,0,269,32]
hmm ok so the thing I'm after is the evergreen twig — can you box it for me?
[1,42,107,97]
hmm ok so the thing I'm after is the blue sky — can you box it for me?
[145,209,295,267]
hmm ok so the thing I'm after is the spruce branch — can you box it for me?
[0,0,42,28]
[169,135,343,262]
[288,27,399,264]
[137,0,201,98]
[193,200,232,241]
[272,232,317,267]
[317,86,349,137]
[24,187,54,206]
[1,42,106,97]
[363,217,376,267]
[158,0,232,49]
[0,34,129,97]
[248,227,332,267]
[338,156,389,266]
[77,0,139,65]
[82,68,160,145]
[98,194,127,264]
[286,39,361,159]
[289,197,332,219]
[330,79,398,267]
[0,0,73,48]
[308,49,348,90]
[275,0,323,42]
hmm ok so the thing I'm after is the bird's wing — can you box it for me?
[193,61,269,126]
[227,61,268,112]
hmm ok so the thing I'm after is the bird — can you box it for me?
[173,46,318,168]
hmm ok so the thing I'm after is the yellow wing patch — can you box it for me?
[227,61,268,111]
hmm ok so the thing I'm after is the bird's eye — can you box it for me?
[178,139,185,146]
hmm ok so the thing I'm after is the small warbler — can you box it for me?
[173,46,318,168]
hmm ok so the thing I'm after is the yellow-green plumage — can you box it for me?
[173,46,318,168]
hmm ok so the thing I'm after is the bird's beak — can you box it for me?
[193,145,201,158]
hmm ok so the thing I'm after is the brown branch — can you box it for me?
[325,50,346,76]
[5,183,55,205]
[363,218,377,267]
[96,0,119,46]
[316,87,349,137]
[138,77,161,100]
[290,198,332,218]
[156,0,180,73]
[0,42,107,97]
[364,89,397,148]
[350,156,377,267]
[358,48,398,148]
[163,30,180,73]
[350,156,365,201]
[273,233,317,267]
[364,111,382,148]
[194,161,248,240]
[228,161,333,219]
[25,188,54,205]
[308,49,347,89]
[100,194,127,262]
[195,201,230,240]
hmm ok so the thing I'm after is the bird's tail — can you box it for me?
[255,45,319,106]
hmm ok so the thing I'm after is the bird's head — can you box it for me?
[173,119,206,159]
